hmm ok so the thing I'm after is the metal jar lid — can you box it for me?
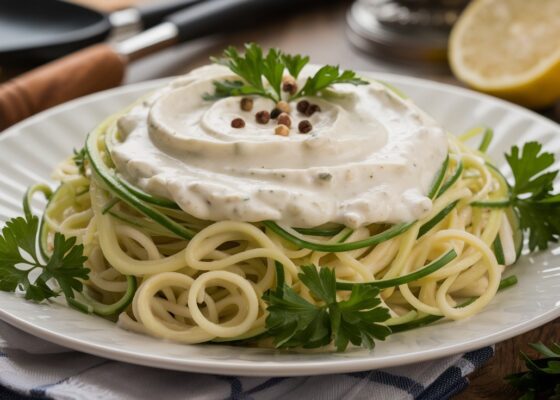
[346,0,469,63]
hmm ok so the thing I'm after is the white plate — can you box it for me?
[0,74,559,377]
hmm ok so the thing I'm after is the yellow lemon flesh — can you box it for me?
[449,0,560,109]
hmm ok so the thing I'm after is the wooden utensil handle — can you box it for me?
[0,44,127,131]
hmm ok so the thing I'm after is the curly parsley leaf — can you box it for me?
[42,233,88,299]
[0,211,89,303]
[202,80,263,101]
[264,284,331,348]
[262,47,284,99]
[206,43,367,103]
[507,142,557,198]
[295,65,368,99]
[281,53,309,79]
[506,342,560,399]
[223,44,266,91]
[298,264,337,304]
[264,265,391,351]
[332,285,392,351]
[0,216,51,301]
[208,44,276,101]
[516,201,560,252]
[505,142,560,251]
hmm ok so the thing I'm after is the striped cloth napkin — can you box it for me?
[0,321,492,400]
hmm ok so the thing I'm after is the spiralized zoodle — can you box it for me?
[34,113,521,347]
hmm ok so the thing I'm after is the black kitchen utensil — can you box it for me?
[0,0,203,63]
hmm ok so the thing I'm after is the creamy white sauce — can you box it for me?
[111,64,448,228]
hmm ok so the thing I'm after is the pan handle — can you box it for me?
[135,0,204,29]
[0,44,126,131]
[166,0,318,41]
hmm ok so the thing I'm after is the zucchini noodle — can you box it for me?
[35,108,520,349]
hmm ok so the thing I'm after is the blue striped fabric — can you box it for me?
[0,321,493,400]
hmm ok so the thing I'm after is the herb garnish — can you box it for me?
[264,264,391,351]
[204,43,368,103]
[73,147,87,176]
[505,142,560,251]
[0,210,89,303]
[506,342,560,399]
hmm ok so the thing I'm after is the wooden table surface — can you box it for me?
[8,1,560,398]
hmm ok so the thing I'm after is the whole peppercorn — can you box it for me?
[298,120,312,134]
[231,118,245,128]
[270,108,281,119]
[282,76,297,95]
[305,104,321,117]
[296,100,310,114]
[255,110,270,124]
[240,97,253,112]
[275,124,290,136]
[276,101,290,114]
[277,113,291,128]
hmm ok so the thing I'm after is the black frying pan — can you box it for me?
[0,0,203,63]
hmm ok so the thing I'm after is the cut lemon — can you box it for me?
[449,0,560,109]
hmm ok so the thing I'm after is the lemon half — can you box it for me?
[449,0,560,109]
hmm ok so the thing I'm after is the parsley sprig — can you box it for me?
[205,43,368,102]
[505,142,560,251]
[264,264,391,351]
[506,342,560,400]
[0,211,89,303]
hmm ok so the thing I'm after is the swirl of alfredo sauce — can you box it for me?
[111,65,448,228]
